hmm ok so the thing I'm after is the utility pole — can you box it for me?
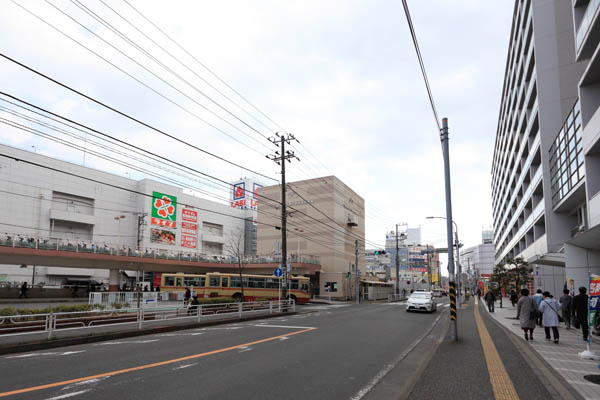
[267,133,299,303]
[355,239,359,304]
[395,225,400,296]
[441,117,457,341]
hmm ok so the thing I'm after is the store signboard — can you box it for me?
[151,191,177,228]
[181,208,198,248]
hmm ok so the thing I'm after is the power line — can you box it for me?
[401,0,441,132]
[0,57,276,182]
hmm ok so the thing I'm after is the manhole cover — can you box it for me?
[584,375,600,385]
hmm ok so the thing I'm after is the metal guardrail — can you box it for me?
[0,300,295,340]
[0,234,320,265]
[88,292,164,307]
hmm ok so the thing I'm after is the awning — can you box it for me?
[526,252,565,267]
[566,224,600,251]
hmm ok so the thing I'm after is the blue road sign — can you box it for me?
[274,267,283,277]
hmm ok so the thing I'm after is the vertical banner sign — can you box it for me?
[181,208,198,248]
[151,192,177,228]
[589,274,600,333]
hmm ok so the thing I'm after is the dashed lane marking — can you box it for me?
[172,363,198,370]
[95,340,159,346]
[252,324,316,329]
[43,389,91,400]
[474,302,520,400]
[6,351,86,359]
[0,327,316,398]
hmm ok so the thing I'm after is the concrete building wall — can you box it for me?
[256,176,365,298]
[0,143,246,287]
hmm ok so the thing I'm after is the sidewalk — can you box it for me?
[409,297,580,400]
[485,297,600,399]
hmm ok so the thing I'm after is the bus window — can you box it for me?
[184,277,201,287]
[266,278,278,289]
[164,276,175,286]
[200,277,206,287]
[301,283,309,292]
[249,277,265,288]
[222,277,229,287]
[290,280,299,290]
[230,277,241,288]
[175,277,183,287]
[209,276,220,287]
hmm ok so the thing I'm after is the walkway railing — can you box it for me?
[0,300,295,341]
[0,233,320,265]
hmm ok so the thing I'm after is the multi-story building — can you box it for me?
[0,144,247,289]
[492,0,587,295]
[460,232,496,281]
[229,177,264,255]
[563,0,600,290]
[256,176,365,298]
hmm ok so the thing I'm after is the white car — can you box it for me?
[406,291,437,313]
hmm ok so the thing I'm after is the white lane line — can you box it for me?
[6,351,85,359]
[173,363,198,370]
[238,346,252,353]
[252,324,316,329]
[279,337,289,341]
[44,389,91,400]
[351,312,444,400]
[61,377,110,391]
[95,339,159,346]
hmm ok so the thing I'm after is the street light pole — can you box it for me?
[395,224,400,296]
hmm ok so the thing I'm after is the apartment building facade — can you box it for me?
[492,0,587,295]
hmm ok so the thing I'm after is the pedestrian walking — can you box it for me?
[510,289,518,307]
[18,281,28,299]
[476,288,481,300]
[184,287,191,305]
[533,289,544,326]
[187,295,200,315]
[517,288,538,341]
[539,292,560,343]
[484,289,496,312]
[573,286,589,341]
[559,289,573,329]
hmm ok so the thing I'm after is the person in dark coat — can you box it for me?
[573,286,589,341]
[18,282,28,299]
[476,288,481,299]
[184,287,191,305]
[510,289,518,307]
[187,295,200,315]
[484,289,496,312]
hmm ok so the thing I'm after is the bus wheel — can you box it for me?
[233,293,243,302]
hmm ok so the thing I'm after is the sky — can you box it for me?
[0,0,514,264]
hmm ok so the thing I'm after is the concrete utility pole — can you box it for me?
[395,225,400,295]
[355,239,359,304]
[267,133,299,302]
[441,117,457,341]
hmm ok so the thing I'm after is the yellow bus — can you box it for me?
[160,272,311,303]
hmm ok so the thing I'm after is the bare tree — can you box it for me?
[226,228,247,302]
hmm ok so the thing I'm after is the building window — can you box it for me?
[324,282,338,292]
[549,99,584,207]
[202,221,223,236]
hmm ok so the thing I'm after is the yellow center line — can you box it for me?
[474,299,519,400]
[0,327,316,398]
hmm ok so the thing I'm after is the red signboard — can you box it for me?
[182,209,197,222]
[182,222,197,235]
[153,272,163,287]
[151,217,176,229]
[181,235,197,248]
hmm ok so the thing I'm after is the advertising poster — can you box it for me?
[589,274,600,328]
[151,228,176,245]
[181,208,197,248]
[151,191,177,228]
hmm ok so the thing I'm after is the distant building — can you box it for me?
[230,177,263,255]
[256,176,364,298]
[460,231,496,281]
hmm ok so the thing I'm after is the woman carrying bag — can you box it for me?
[517,288,538,341]
[539,291,561,343]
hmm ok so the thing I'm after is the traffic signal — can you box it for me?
[347,272,351,278]
[374,250,386,255]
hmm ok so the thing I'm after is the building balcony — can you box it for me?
[576,0,600,60]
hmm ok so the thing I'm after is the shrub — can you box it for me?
[0,304,102,316]
[197,297,236,305]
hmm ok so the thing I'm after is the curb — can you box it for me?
[0,311,297,356]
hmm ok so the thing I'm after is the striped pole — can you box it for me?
[449,281,457,321]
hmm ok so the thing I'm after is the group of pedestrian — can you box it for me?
[515,286,590,344]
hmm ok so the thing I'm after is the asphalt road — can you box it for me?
[0,300,448,400]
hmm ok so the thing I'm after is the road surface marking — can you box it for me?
[0,327,316,398]
[351,312,444,400]
[6,351,85,359]
[474,303,519,400]
[173,363,197,370]
[238,346,252,353]
[252,324,315,329]
[279,337,289,341]
[95,340,159,346]
[43,389,90,400]
[60,377,109,391]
